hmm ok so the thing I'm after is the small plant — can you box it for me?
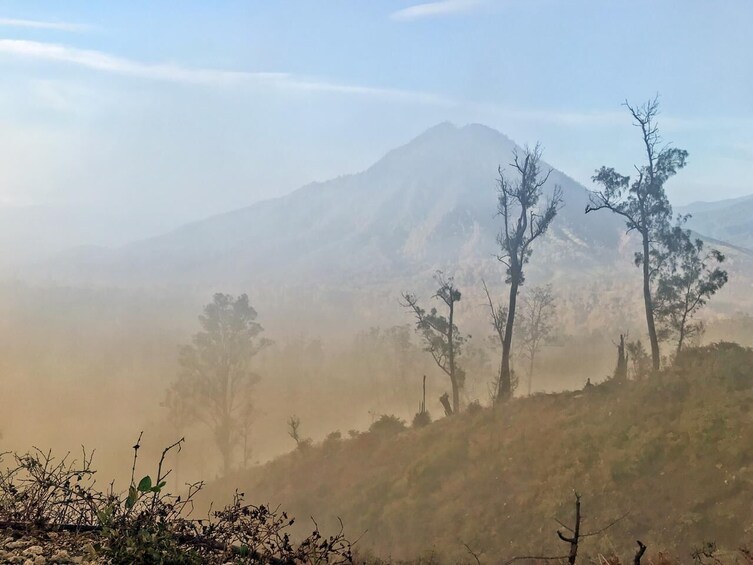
[412,410,432,428]
[465,400,482,415]
[691,541,722,565]
[288,415,313,450]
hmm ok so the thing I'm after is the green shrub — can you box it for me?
[673,342,753,389]
[369,414,407,435]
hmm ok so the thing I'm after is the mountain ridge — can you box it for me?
[17,122,753,336]
[29,122,621,286]
[678,196,753,252]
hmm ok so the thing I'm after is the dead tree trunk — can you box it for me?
[439,393,453,417]
[614,334,628,381]
[419,375,426,414]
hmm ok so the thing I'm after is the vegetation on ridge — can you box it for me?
[211,343,753,563]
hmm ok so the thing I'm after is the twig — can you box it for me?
[129,431,144,487]
[464,543,481,565]
[582,511,630,537]
[634,540,647,565]
[503,555,568,564]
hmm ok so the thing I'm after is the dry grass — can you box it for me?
[211,343,753,564]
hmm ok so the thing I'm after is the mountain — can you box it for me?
[24,123,753,333]
[678,195,753,252]
[33,123,621,286]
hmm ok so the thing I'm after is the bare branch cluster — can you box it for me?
[0,439,353,564]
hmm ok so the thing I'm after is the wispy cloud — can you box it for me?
[391,0,485,21]
[0,39,451,104]
[0,39,280,85]
[0,17,91,32]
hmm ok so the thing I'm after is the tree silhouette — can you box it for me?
[496,145,563,401]
[587,97,688,371]
[402,272,467,414]
[169,293,270,476]
[655,221,728,353]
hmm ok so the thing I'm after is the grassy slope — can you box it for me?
[221,344,753,563]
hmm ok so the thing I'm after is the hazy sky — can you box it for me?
[0,0,751,245]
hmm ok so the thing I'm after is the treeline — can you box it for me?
[160,97,731,477]
[399,97,727,418]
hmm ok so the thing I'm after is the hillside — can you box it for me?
[212,343,753,563]
[679,195,753,252]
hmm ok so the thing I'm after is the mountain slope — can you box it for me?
[34,123,622,287]
[210,344,753,563]
[679,195,753,251]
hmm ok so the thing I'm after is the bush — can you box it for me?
[672,342,753,389]
[368,414,407,435]
[412,411,432,428]
[322,431,343,452]
[0,437,354,564]
[465,400,482,415]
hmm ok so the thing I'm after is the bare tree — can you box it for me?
[168,293,269,476]
[504,492,628,565]
[402,272,467,414]
[496,145,563,401]
[516,284,557,396]
[287,415,302,446]
[587,97,688,371]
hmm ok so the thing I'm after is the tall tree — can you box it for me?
[495,145,563,401]
[587,97,688,371]
[402,272,467,414]
[516,284,557,396]
[654,222,728,354]
[169,293,269,476]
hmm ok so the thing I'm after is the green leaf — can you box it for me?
[96,509,108,524]
[126,486,137,509]
[137,475,152,492]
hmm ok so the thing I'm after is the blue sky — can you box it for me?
[0,0,751,243]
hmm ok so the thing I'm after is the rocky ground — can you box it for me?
[0,530,100,565]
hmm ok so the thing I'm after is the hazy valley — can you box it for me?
[1,3,752,562]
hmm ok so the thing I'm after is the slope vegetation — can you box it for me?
[223,343,753,563]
